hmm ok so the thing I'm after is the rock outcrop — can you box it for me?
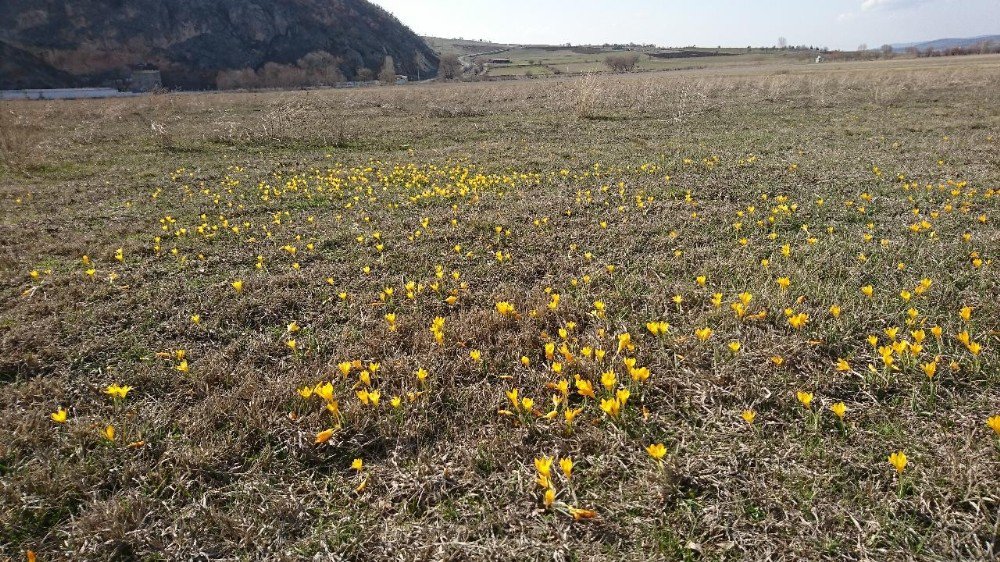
[0,0,438,89]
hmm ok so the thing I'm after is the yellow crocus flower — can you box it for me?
[646,443,667,460]
[888,451,907,474]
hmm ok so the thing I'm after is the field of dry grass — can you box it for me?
[424,36,822,79]
[479,47,816,78]
[1,56,999,560]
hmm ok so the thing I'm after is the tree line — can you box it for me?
[216,53,403,90]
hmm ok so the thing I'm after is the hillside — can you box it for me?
[0,0,439,90]
[422,37,512,58]
[892,34,1000,52]
[0,41,80,89]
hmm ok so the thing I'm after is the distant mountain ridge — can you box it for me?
[0,0,438,90]
[891,34,1000,51]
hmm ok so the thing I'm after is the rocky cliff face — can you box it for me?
[0,0,438,89]
[0,41,81,89]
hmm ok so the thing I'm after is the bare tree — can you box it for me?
[438,54,463,80]
[880,44,894,58]
[604,53,640,72]
[379,56,396,84]
[778,37,787,49]
[216,68,259,89]
[255,62,308,88]
[857,43,868,52]
[297,51,345,85]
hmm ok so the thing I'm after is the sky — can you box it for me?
[370,0,1000,50]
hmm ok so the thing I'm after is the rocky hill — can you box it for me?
[0,0,438,90]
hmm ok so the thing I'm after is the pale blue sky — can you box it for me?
[372,0,1000,50]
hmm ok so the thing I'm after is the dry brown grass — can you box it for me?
[0,104,42,173]
[1,56,998,561]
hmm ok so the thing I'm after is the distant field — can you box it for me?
[1,55,999,560]
[494,49,818,77]
[425,37,825,78]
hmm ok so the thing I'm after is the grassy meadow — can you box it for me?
[1,55,999,560]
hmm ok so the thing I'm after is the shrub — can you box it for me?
[379,56,396,84]
[604,53,640,73]
[297,51,346,86]
[216,53,349,90]
[439,54,463,80]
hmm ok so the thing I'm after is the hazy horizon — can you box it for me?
[372,0,1000,51]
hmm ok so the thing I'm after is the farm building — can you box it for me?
[130,69,162,92]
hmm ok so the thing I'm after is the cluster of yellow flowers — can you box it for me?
[296,359,432,444]
[51,383,143,447]
[29,157,996,521]
[533,455,596,520]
